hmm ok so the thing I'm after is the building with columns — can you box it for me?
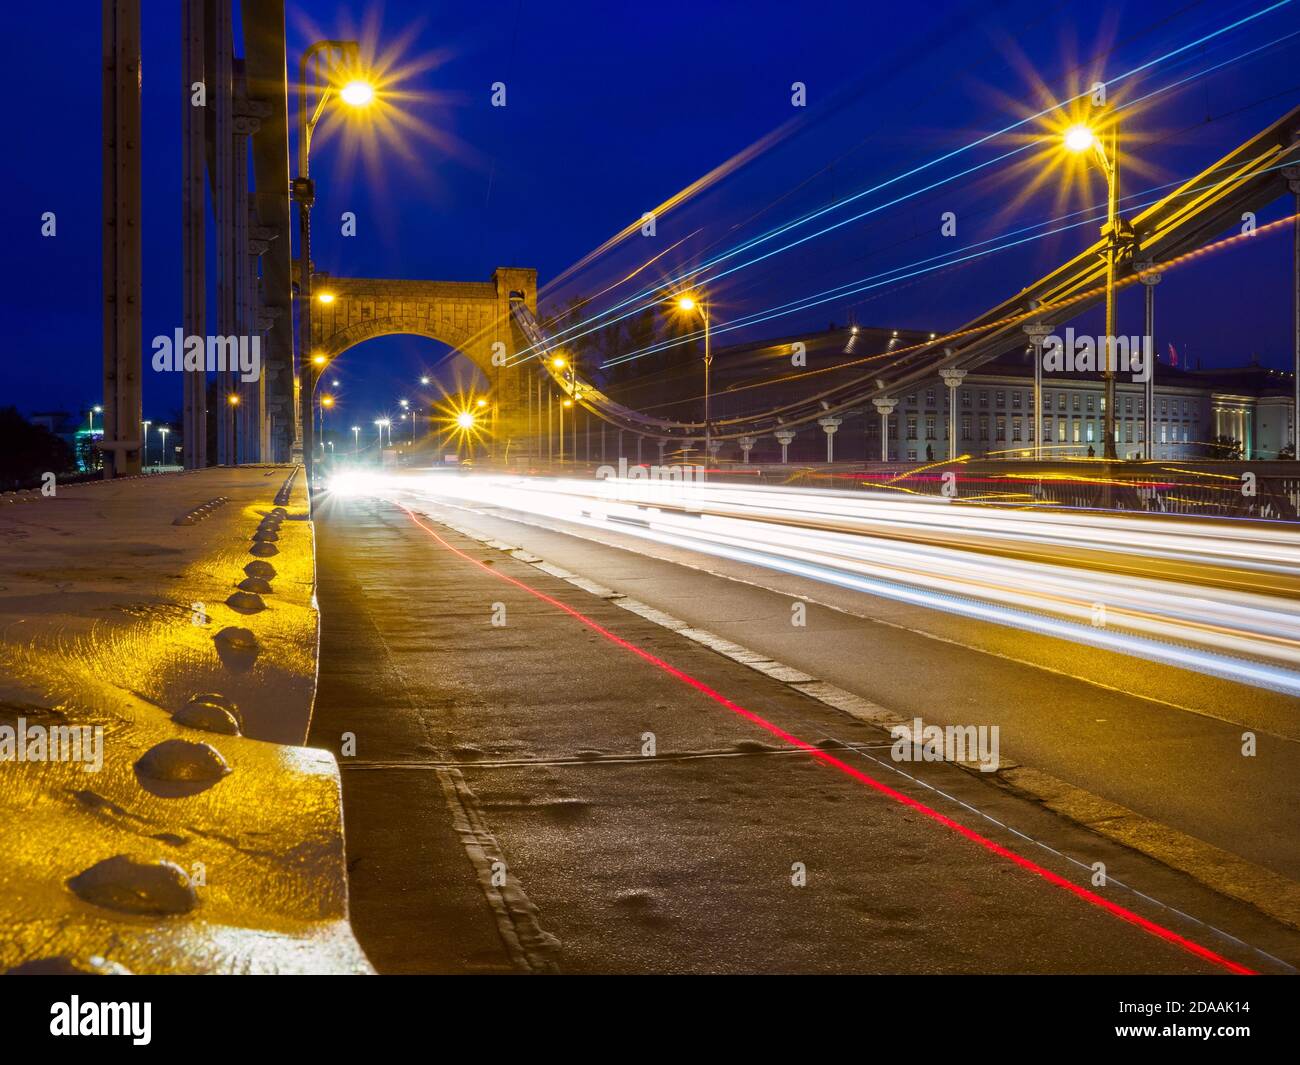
[628,325,1296,464]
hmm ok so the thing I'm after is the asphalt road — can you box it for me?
[308,489,1300,974]
[381,472,1300,882]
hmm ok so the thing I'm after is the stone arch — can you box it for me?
[310,267,538,445]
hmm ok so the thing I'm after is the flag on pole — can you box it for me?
[1167,342,1179,367]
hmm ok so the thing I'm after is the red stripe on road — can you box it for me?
[397,502,1255,976]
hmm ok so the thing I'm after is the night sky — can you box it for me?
[1,0,1297,432]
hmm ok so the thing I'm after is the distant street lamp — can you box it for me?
[1063,117,1127,459]
[141,419,151,467]
[352,425,361,453]
[89,404,103,435]
[673,292,712,470]
[159,426,170,466]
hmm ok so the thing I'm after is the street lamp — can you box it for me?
[141,419,151,467]
[89,405,103,435]
[351,425,361,453]
[320,394,334,452]
[673,291,712,469]
[159,425,170,467]
[1063,116,1126,459]
[294,38,375,479]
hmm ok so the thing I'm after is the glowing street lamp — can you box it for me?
[89,404,103,434]
[158,425,170,466]
[294,36,376,475]
[141,419,151,467]
[672,290,712,467]
[339,80,375,108]
[456,411,476,430]
[351,425,361,453]
[1063,116,1125,459]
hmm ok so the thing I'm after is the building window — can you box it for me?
[979,391,989,408]
[1160,399,1167,416]
[1086,423,1095,442]
[907,449,917,461]
[907,392,917,406]
[1057,420,1067,442]
[1086,395,1095,412]
[961,391,972,408]
[1125,396,1133,414]
[980,416,990,441]
[996,416,1006,442]
[906,416,917,440]
[1042,392,1051,411]
[1012,392,1022,409]
[925,389,936,408]
[925,416,936,440]
[1012,417,1022,442]
[1043,418,1052,441]
[996,391,1005,408]
[1073,421,1081,443]
[1057,393,1067,411]
[1072,394,1081,412]
[1125,423,1133,443]
[961,416,971,440]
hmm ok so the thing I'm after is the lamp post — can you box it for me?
[551,356,575,467]
[1022,323,1052,459]
[320,394,334,455]
[673,293,712,474]
[939,366,967,461]
[141,419,151,468]
[89,405,103,435]
[294,39,374,481]
[159,426,170,467]
[872,397,898,462]
[352,425,360,453]
[1135,262,1162,461]
[1064,118,1129,459]
[227,393,240,463]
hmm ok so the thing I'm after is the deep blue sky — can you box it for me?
[1,0,1298,430]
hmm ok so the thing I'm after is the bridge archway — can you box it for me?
[310,267,538,449]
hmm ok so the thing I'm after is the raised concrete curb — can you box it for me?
[0,466,371,974]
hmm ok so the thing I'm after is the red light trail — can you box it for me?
[397,501,1255,975]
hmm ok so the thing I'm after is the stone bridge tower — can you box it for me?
[310,267,538,450]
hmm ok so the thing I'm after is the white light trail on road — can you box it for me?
[333,470,1300,697]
